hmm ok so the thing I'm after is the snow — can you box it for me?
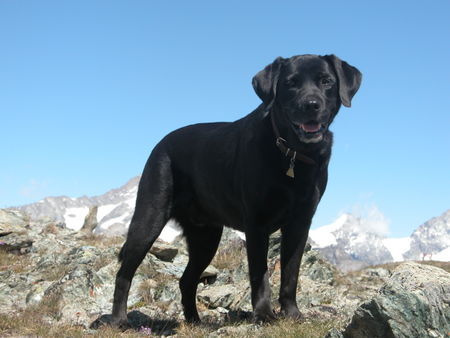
[159,219,183,243]
[64,207,89,230]
[382,237,411,262]
[97,204,119,223]
[125,197,136,208]
[309,214,349,248]
[430,247,450,262]
[100,213,130,230]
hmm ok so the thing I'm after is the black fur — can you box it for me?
[108,54,361,326]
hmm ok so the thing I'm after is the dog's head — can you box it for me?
[252,54,362,144]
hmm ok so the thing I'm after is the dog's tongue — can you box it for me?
[301,123,321,133]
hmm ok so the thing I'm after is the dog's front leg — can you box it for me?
[245,228,276,322]
[278,220,311,319]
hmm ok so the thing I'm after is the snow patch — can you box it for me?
[159,219,183,243]
[64,207,89,230]
[97,204,119,223]
[433,247,450,261]
[100,213,130,230]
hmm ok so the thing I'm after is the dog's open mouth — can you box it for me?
[294,121,325,143]
[300,122,322,133]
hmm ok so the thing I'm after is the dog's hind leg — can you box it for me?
[179,224,223,323]
[110,147,173,328]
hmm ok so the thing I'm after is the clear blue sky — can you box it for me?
[1,1,449,237]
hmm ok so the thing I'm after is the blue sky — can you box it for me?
[1,1,449,237]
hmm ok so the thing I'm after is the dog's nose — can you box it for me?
[303,99,321,112]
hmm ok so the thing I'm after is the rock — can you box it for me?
[326,327,344,338]
[200,265,219,284]
[0,239,33,255]
[149,241,178,262]
[301,249,336,284]
[268,231,282,259]
[336,262,450,338]
[7,205,449,336]
[362,267,390,279]
[26,281,54,305]
[0,209,28,235]
[198,284,240,309]
[211,323,259,336]
[80,206,98,233]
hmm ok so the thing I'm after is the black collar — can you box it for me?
[270,111,316,166]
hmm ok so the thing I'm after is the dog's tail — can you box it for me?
[118,244,126,262]
[116,143,174,264]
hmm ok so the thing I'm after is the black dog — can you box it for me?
[109,54,361,326]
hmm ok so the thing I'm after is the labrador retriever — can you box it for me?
[107,54,361,327]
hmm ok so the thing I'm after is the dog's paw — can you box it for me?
[253,308,277,323]
[280,305,304,321]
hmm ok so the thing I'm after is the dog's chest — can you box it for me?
[249,175,316,228]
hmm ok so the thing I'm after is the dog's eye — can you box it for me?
[320,77,334,87]
[285,78,297,86]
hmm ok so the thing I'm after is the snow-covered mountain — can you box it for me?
[19,177,140,235]
[309,211,450,271]
[310,214,394,271]
[16,177,449,270]
[18,176,181,241]
[403,209,450,261]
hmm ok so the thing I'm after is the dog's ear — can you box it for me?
[324,54,362,107]
[252,57,285,106]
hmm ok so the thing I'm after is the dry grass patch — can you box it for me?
[0,292,142,337]
[0,293,62,336]
[81,233,124,248]
[174,321,218,337]
[44,264,72,281]
[256,318,339,338]
[174,318,339,338]
[0,248,32,273]
[41,223,60,235]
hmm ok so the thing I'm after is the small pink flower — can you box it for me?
[138,326,152,335]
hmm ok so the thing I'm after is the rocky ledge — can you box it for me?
[0,208,449,337]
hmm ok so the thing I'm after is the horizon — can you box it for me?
[1,1,450,238]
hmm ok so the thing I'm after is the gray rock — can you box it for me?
[80,206,98,233]
[338,262,450,338]
[210,324,259,337]
[200,265,220,284]
[150,241,179,262]
[0,209,28,234]
[326,328,344,338]
[301,249,336,283]
[198,284,240,309]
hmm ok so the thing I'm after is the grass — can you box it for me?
[80,233,124,249]
[43,265,72,281]
[0,247,32,273]
[0,291,141,337]
[0,300,339,338]
[172,318,340,338]
[41,223,60,235]
[0,292,63,336]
